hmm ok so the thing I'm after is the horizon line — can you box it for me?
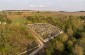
[0,9,85,12]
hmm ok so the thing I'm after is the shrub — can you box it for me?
[72,45,84,55]
[56,33,68,42]
[55,41,64,51]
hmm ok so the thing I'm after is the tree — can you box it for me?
[80,32,85,38]
[72,45,84,55]
[66,28,74,37]
[46,49,52,55]
[56,33,68,42]
[55,41,64,51]
[53,41,64,55]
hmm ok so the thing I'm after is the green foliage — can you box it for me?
[0,14,11,24]
[80,32,85,38]
[66,28,74,37]
[72,45,84,55]
[25,15,85,55]
[46,49,52,55]
[80,16,85,20]
[0,24,36,54]
[0,12,85,55]
[55,41,64,51]
[56,33,68,43]
[12,18,28,25]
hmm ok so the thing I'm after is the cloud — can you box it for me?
[30,4,44,7]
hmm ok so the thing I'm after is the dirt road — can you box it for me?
[28,26,44,55]
[19,24,63,55]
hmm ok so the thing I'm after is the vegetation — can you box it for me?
[0,11,85,55]
[26,13,85,55]
[0,24,37,55]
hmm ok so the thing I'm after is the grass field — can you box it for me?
[5,11,85,20]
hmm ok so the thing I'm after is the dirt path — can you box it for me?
[19,24,63,55]
[28,25,63,55]
[19,26,44,55]
[28,26,44,55]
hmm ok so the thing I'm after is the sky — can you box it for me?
[0,0,85,11]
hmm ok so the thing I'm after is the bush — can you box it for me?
[0,24,36,54]
[55,41,64,51]
[72,45,84,55]
[66,28,74,37]
[56,33,68,42]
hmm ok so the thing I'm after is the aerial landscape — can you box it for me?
[0,0,85,55]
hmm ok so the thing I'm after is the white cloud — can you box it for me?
[30,4,44,7]
[40,5,44,7]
